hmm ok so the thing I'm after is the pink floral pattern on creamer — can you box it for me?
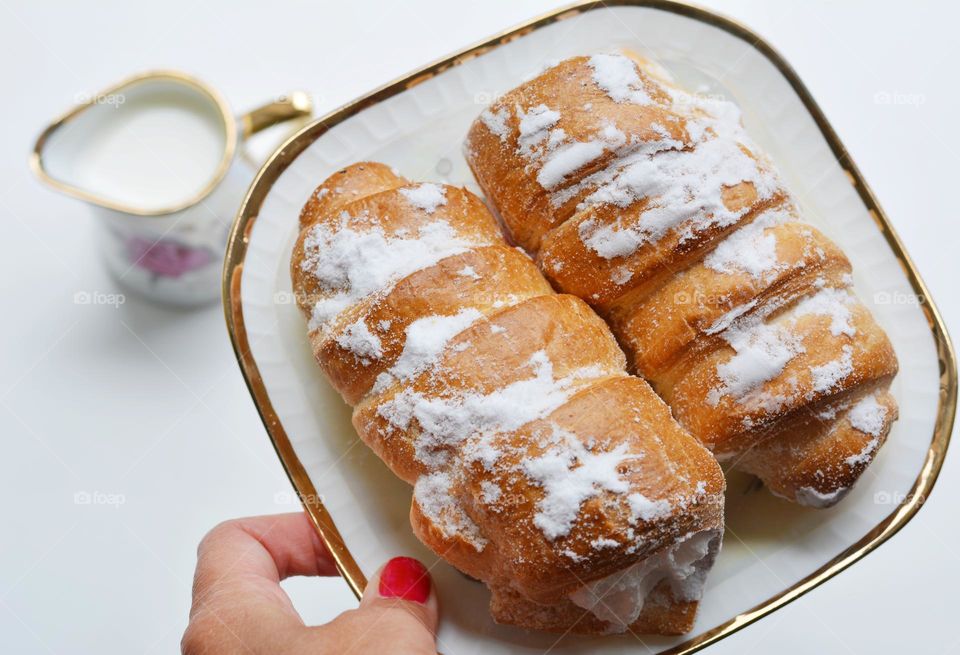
[125,236,214,278]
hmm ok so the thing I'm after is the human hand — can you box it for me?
[181,512,438,654]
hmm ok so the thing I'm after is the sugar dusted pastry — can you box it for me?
[465,53,898,507]
[291,162,725,635]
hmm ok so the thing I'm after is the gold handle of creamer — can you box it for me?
[240,91,313,138]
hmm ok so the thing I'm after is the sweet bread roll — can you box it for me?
[465,53,898,507]
[291,162,725,634]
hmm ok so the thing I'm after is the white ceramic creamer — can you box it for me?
[32,71,312,305]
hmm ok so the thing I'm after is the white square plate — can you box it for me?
[223,3,955,653]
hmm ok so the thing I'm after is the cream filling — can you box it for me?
[568,529,722,632]
[794,485,848,508]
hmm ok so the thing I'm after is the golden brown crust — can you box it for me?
[311,245,553,405]
[351,293,628,482]
[666,296,898,457]
[489,583,700,635]
[291,162,725,635]
[465,53,899,508]
[737,388,898,506]
[536,182,785,310]
[614,216,852,379]
[384,373,724,603]
[465,57,683,253]
[299,161,407,230]
[458,376,724,603]
[291,176,515,404]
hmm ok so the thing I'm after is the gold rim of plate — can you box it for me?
[221,1,957,652]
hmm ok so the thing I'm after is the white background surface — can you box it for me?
[1,1,957,653]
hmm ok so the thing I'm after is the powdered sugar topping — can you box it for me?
[793,287,857,338]
[480,106,510,141]
[537,141,607,190]
[704,208,793,280]
[809,345,854,394]
[577,133,777,259]
[335,319,383,364]
[847,392,888,438]
[708,321,804,405]
[374,309,483,392]
[414,471,487,549]
[627,492,673,523]
[522,427,634,540]
[588,54,653,105]
[517,104,561,157]
[457,265,480,279]
[378,350,607,468]
[399,183,448,214]
[300,216,474,330]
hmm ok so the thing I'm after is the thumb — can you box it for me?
[357,557,438,653]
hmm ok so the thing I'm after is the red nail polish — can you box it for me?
[378,556,431,604]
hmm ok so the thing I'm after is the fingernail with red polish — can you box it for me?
[379,556,431,604]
